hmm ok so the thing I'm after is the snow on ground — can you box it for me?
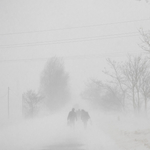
[0,110,120,150]
[94,112,150,150]
[0,112,71,150]
[0,110,150,150]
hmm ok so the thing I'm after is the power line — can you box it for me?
[0,31,144,48]
[0,18,149,36]
[0,52,141,63]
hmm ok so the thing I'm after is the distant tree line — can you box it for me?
[22,57,70,118]
[22,30,150,118]
[81,31,150,115]
[22,90,43,118]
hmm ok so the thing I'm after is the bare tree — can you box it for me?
[140,72,150,114]
[139,30,150,114]
[140,29,150,53]
[121,55,149,114]
[81,79,123,112]
[103,56,150,115]
[103,59,127,111]
[22,90,43,118]
[102,84,124,112]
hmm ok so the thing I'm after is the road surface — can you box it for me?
[39,142,85,150]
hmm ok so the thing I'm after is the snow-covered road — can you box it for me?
[97,114,150,150]
[0,112,150,150]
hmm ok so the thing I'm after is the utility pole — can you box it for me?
[8,87,9,118]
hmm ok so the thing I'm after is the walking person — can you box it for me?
[80,109,91,128]
[67,108,77,128]
[76,109,81,121]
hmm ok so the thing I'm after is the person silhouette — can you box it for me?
[67,108,77,128]
[76,109,81,121]
[80,109,90,128]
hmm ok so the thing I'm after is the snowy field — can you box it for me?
[0,111,150,150]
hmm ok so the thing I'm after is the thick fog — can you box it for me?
[1,105,150,150]
[0,107,123,150]
[0,0,150,150]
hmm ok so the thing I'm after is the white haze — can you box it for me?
[0,1,150,150]
[0,103,150,150]
[0,110,116,150]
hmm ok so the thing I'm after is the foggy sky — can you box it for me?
[0,0,150,119]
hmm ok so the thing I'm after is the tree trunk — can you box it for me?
[144,96,147,116]
[137,88,140,114]
[132,87,136,114]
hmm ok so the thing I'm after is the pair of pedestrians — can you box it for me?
[67,108,91,128]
